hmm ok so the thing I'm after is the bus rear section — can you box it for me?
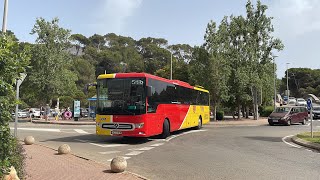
[95,73,210,138]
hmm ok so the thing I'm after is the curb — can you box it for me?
[291,136,320,151]
[31,120,95,125]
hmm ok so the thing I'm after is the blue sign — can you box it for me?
[307,98,312,110]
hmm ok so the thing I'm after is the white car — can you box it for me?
[12,109,29,118]
[296,98,307,106]
[29,108,41,118]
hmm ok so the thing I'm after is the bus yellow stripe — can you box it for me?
[97,74,116,79]
[194,87,209,93]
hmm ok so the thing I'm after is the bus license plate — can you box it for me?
[111,131,122,135]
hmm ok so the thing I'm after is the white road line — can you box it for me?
[282,135,303,149]
[125,151,143,156]
[150,143,164,147]
[74,139,126,148]
[165,129,207,142]
[99,151,121,155]
[137,147,154,151]
[10,127,61,132]
[107,157,131,162]
[74,129,90,134]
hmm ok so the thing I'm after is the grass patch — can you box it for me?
[297,132,320,144]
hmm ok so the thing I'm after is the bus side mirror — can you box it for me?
[147,86,152,97]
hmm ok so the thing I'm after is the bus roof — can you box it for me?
[97,73,209,93]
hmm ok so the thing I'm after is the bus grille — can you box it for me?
[101,123,134,130]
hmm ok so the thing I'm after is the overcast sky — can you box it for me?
[4,0,319,78]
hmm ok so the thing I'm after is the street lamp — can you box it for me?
[2,0,8,33]
[170,52,173,80]
[286,63,290,97]
[273,55,278,110]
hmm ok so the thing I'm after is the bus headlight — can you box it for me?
[134,123,144,129]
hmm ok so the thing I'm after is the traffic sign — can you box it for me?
[307,98,312,110]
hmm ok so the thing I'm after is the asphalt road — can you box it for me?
[11,120,320,180]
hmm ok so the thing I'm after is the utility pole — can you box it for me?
[273,56,278,110]
[170,52,172,80]
[2,0,8,33]
[286,63,290,97]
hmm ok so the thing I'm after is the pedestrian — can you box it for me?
[40,106,44,120]
[54,106,60,121]
[29,108,33,121]
[44,104,50,121]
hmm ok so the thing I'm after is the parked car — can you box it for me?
[29,108,41,118]
[80,108,89,118]
[12,109,29,118]
[268,106,308,126]
[295,98,307,106]
[313,106,320,119]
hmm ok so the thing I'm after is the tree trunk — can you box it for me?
[213,104,217,121]
[245,106,249,119]
[237,104,241,120]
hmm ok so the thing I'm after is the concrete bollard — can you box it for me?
[24,136,35,145]
[58,144,71,155]
[110,156,127,173]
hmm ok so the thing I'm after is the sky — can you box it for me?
[3,0,320,78]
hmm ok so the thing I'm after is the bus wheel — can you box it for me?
[195,117,202,130]
[161,119,170,139]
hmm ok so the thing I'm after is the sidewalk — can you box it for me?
[23,144,144,180]
[31,119,96,125]
[209,117,268,126]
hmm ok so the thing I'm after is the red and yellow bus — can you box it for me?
[95,73,210,138]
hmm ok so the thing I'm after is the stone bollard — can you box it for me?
[110,156,127,173]
[3,166,20,180]
[58,144,71,155]
[24,136,35,145]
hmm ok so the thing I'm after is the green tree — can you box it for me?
[0,35,30,178]
[22,17,78,105]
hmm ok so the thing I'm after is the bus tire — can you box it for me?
[161,119,170,139]
[195,117,202,130]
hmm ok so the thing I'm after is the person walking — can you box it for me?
[54,106,60,121]
[44,104,50,121]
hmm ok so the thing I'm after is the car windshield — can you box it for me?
[313,107,320,111]
[275,107,290,113]
[297,99,304,102]
[96,78,146,115]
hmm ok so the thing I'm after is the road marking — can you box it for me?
[10,127,61,132]
[99,151,121,155]
[150,143,164,147]
[75,139,126,148]
[74,129,90,134]
[282,135,303,149]
[107,157,131,162]
[165,129,207,142]
[125,151,143,156]
[136,147,154,151]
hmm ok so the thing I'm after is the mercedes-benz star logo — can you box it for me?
[114,123,119,129]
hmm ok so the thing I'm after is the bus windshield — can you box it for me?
[96,78,146,115]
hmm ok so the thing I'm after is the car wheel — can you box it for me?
[269,122,274,126]
[31,115,34,118]
[161,119,170,139]
[302,118,306,125]
[287,120,291,126]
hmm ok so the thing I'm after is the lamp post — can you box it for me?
[2,0,8,33]
[273,55,278,110]
[170,52,173,80]
[286,63,290,97]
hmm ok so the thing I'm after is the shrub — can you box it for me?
[216,111,224,120]
[260,106,274,117]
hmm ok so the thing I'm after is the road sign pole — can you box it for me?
[311,103,313,138]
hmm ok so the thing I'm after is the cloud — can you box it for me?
[93,0,143,34]
[270,0,320,38]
